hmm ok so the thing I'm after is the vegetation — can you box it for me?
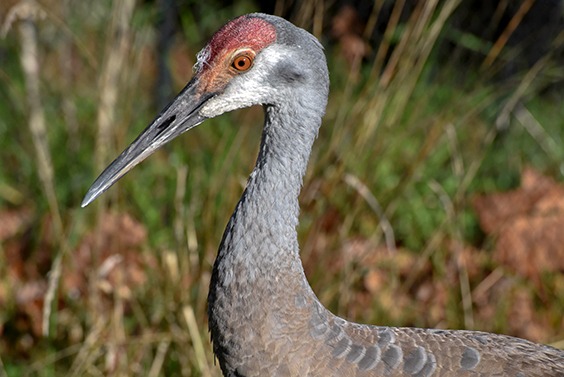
[0,0,562,375]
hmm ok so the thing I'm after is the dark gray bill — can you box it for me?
[81,78,213,207]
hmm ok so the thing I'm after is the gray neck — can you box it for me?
[244,104,317,252]
[207,100,324,362]
[212,102,320,283]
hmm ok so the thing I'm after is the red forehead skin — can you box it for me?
[206,16,277,66]
[196,16,276,94]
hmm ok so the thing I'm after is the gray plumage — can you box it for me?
[83,13,564,377]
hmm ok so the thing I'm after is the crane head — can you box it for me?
[82,13,328,207]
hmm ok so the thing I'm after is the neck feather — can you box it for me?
[216,103,321,270]
[207,72,328,375]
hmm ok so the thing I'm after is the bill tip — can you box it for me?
[81,192,95,208]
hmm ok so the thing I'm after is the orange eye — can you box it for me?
[231,52,254,72]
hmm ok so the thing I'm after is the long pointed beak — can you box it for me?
[82,77,212,207]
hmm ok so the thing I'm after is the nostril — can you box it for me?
[155,115,176,138]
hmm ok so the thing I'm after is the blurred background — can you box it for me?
[0,0,563,375]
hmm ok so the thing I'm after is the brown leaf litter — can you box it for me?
[473,167,564,280]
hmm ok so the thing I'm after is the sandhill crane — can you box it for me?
[83,13,564,377]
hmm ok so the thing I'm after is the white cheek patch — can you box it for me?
[199,81,266,118]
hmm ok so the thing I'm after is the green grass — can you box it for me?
[0,0,563,375]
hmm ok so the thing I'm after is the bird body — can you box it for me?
[83,13,564,377]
